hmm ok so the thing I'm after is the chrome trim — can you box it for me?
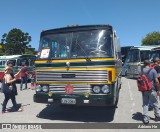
[36,70,108,82]
[49,84,92,94]
[48,84,110,95]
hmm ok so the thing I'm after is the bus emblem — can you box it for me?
[65,84,74,94]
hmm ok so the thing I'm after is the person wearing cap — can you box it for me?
[140,60,160,124]
[6,61,21,77]
[1,67,23,113]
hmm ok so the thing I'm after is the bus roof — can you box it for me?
[130,46,155,51]
[41,24,113,36]
[151,46,160,51]
[0,55,35,60]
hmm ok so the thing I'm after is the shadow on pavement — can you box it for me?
[36,104,116,122]
[132,112,156,122]
[132,112,143,121]
[1,103,30,112]
[7,103,22,112]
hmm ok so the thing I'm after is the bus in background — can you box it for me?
[121,46,133,64]
[121,46,133,76]
[0,54,36,81]
[150,46,160,61]
[125,46,154,78]
[34,24,122,107]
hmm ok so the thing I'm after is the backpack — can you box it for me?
[137,68,152,91]
[150,64,157,69]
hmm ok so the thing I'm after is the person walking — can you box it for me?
[140,60,160,124]
[20,64,28,90]
[1,67,23,113]
[5,61,21,95]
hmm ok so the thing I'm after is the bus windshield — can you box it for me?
[140,50,150,62]
[126,50,140,62]
[121,46,132,63]
[150,50,160,60]
[126,50,150,63]
[38,29,114,59]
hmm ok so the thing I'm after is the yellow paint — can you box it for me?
[35,58,119,85]
[35,58,115,64]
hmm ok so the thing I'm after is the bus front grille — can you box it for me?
[36,70,108,82]
[49,84,92,94]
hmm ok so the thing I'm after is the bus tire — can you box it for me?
[113,83,121,108]
[114,88,120,107]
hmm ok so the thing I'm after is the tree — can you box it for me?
[1,28,36,55]
[142,32,160,46]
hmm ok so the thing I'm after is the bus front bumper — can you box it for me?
[33,93,115,107]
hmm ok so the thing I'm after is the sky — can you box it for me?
[0,0,160,50]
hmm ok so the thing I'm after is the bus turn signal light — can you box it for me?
[108,71,112,82]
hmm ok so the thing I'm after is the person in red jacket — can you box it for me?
[20,64,28,91]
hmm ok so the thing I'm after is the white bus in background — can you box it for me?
[150,46,160,60]
[124,46,155,78]
[0,54,36,81]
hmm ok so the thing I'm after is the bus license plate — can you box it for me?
[61,98,76,104]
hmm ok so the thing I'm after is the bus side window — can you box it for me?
[17,59,21,66]
[114,34,121,59]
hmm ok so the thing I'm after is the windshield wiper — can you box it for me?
[74,37,91,62]
[76,43,91,62]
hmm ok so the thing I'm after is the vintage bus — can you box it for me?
[0,54,36,81]
[125,46,154,78]
[34,25,122,107]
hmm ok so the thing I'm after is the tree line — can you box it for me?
[0,28,37,56]
[141,31,160,46]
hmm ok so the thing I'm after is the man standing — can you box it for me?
[141,60,160,124]
[148,57,160,111]
[20,64,28,90]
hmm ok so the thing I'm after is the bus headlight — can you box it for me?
[42,85,49,92]
[102,85,110,94]
[36,85,42,92]
[92,86,101,93]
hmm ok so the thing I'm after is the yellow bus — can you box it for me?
[34,25,122,107]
